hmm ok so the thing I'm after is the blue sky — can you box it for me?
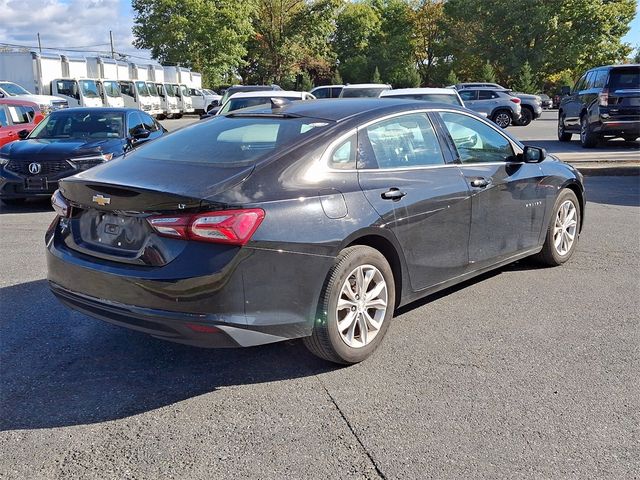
[1,0,639,61]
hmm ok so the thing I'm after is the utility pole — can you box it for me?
[109,31,115,59]
[37,33,42,53]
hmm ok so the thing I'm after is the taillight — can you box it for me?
[598,88,609,107]
[510,97,521,104]
[51,189,70,217]
[148,209,265,245]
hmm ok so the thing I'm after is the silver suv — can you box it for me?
[458,88,522,128]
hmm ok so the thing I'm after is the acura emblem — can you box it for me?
[92,194,111,206]
[28,163,42,175]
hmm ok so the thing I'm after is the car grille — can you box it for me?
[142,104,151,111]
[5,159,73,176]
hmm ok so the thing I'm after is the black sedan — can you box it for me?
[0,108,165,205]
[46,99,585,364]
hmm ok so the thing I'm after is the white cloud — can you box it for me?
[0,0,152,60]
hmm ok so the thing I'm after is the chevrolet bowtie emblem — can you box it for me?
[92,194,111,206]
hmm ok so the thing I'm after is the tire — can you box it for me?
[516,107,533,126]
[580,115,598,148]
[174,113,183,119]
[1,198,26,206]
[492,110,512,128]
[623,135,639,142]
[533,189,581,266]
[557,113,572,141]
[303,245,395,364]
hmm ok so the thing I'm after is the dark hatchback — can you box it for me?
[0,108,165,205]
[47,99,585,364]
[558,64,640,147]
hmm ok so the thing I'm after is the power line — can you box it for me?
[0,41,155,61]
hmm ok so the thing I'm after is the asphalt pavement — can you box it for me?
[1,113,639,479]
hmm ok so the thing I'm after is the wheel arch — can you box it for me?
[562,180,586,232]
[490,107,512,119]
[343,233,406,309]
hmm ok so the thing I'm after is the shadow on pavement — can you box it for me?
[522,138,639,153]
[0,280,335,431]
[0,198,52,215]
[584,176,640,207]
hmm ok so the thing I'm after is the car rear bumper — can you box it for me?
[46,217,332,347]
[594,118,640,135]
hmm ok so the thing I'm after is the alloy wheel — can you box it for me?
[494,112,511,128]
[336,264,388,348]
[553,200,578,256]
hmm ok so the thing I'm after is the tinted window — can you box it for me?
[331,87,343,98]
[592,70,607,89]
[0,107,8,126]
[313,88,330,99]
[328,134,356,169]
[140,112,159,132]
[584,71,596,90]
[56,80,77,97]
[128,112,144,135]
[439,112,514,164]
[30,111,124,139]
[478,90,499,100]
[359,113,444,169]
[608,67,640,91]
[574,74,588,92]
[120,82,134,97]
[341,88,388,98]
[459,90,477,101]
[130,116,328,166]
[7,105,33,124]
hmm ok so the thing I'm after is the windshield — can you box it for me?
[180,84,189,96]
[146,82,158,96]
[385,93,462,106]
[135,81,150,96]
[172,84,181,97]
[29,111,125,139]
[341,87,388,98]
[609,67,640,91]
[102,81,121,97]
[131,115,328,166]
[0,82,31,96]
[220,97,297,114]
[79,80,100,98]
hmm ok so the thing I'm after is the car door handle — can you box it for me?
[468,177,491,188]
[381,188,406,201]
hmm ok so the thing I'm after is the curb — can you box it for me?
[568,163,640,176]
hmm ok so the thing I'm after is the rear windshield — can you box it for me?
[131,115,329,166]
[341,88,388,98]
[220,97,297,114]
[384,93,462,106]
[608,67,640,91]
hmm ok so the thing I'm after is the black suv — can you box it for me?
[558,65,640,147]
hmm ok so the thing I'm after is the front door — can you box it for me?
[434,111,547,267]
[356,112,471,291]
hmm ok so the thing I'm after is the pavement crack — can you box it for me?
[317,377,387,479]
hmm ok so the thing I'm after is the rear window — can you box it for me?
[341,88,388,98]
[132,116,329,166]
[385,93,462,106]
[608,67,640,91]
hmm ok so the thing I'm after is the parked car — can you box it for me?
[310,85,344,99]
[201,91,315,119]
[458,88,521,128]
[452,82,504,90]
[0,80,68,113]
[0,108,166,205]
[190,88,222,114]
[340,83,392,98]
[0,99,44,148]
[46,99,584,364]
[380,87,465,106]
[558,64,640,147]
[205,85,283,117]
[538,93,553,109]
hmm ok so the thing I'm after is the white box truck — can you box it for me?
[0,51,69,112]
[48,55,103,108]
[163,66,194,114]
[147,65,179,119]
[86,57,124,107]
[129,63,162,116]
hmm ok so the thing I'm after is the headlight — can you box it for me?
[68,153,114,169]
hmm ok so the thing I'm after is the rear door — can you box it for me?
[0,105,18,146]
[435,111,547,267]
[356,111,471,291]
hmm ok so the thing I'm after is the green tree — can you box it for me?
[372,66,382,83]
[512,61,537,92]
[331,69,343,85]
[445,70,459,85]
[633,46,640,63]
[410,0,447,86]
[132,0,255,86]
[480,61,496,83]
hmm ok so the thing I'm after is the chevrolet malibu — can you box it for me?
[47,99,585,364]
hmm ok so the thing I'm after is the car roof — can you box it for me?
[227,98,470,122]
[342,83,392,89]
[227,91,309,100]
[380,88,458,96]
[49,107,139,114]
[227,85,281,92]
[311,85,344,90]
[0,98,39,107]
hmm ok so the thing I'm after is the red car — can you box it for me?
[0,99,45,147]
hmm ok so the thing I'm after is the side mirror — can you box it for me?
[131,127,151,140]
[560,86,571,96]
[18,129,30,140]
[523,145,546,163]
